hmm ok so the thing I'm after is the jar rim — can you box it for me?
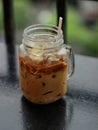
[22,24,63,49]
[23,24,63,39]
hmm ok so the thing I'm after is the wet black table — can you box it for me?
[0,43,98,130]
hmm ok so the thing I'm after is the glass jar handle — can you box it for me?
[65,45,75,80]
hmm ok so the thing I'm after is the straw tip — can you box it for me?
[57,16,63,35]
[59,17,63,21]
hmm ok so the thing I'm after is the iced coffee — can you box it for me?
[19,24,74,104]
[19,45,68,104]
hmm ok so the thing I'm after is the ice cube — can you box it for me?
[57,48,67,55]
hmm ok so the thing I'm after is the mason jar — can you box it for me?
[19,24,75,104]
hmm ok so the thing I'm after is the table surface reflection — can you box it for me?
[0,43,98,130]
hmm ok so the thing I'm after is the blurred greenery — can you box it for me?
[67,7,98,56]
[0,3,3,31]
[0,0,31,31]
[0,0,98,56]
[14,0,32,29]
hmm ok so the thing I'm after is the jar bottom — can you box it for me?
[23,92,67,105]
